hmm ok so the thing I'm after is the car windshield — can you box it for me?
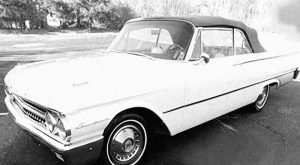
[108,20,194,60]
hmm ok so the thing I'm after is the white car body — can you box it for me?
[4,16,300,164]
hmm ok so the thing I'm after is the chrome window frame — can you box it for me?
[184,28,201,62]
[186,27,255,61]
[201,27,234,58]
[116,19,197,62]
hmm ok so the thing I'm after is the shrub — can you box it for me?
[100,3,137,30]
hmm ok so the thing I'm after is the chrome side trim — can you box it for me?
[163,69,297,114]
[233,55,284,66]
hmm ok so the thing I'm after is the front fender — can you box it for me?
[66,97,164,144]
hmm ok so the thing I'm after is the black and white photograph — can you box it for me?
[0,0,300,164]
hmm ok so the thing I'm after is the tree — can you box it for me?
[52,1,76,28]
[100,3,137,30]
[32,0,52,28]
[76,0,110,30]
[0,0,49,29]
[0,0,27,29]
[0,0,133,30]
[50,0,110,30]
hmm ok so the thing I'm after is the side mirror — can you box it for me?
[200,53,210,63]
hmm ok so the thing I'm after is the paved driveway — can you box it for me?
[1,32,300,165]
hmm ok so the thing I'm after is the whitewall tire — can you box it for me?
[253,85,270,112]
[102,114,148,165]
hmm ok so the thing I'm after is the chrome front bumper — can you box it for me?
[5,96,104,165]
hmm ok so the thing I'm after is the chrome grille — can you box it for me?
[21,107,46,124]
[10,95,46,127]
[21,98,48,113]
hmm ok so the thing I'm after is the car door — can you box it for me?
[181,28,253,131]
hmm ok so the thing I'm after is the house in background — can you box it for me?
[47,14,60,27]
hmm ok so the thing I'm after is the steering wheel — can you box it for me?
[165,44,185,60]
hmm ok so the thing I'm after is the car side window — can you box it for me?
[202,29,233,58]
[234,29,252,55]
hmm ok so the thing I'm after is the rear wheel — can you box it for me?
[252,85,270,112]
[102,114,148,165]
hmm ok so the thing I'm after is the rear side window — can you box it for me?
[234,29,252,55]
[202,29,233,58]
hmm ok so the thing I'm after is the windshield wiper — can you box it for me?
[107,50,156,61]
[125,51,156,61]
[106,49,123,53]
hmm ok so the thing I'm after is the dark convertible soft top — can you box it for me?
[129,16,266,53]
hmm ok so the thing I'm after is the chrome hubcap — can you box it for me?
[124,139,134,152]
[108,121,146,164]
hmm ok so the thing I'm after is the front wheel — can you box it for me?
[252,85,270,112]
[102,114,148,165]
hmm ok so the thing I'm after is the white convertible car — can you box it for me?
[4,16,299,165]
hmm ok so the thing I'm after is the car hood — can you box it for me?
[5,51,184,114]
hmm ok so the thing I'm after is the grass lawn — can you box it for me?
[0,29,299,64]
[0,29,117,57]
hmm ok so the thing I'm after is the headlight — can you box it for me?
[45,112,58,133]
[56,119,67,140]
[45,111,70,141]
